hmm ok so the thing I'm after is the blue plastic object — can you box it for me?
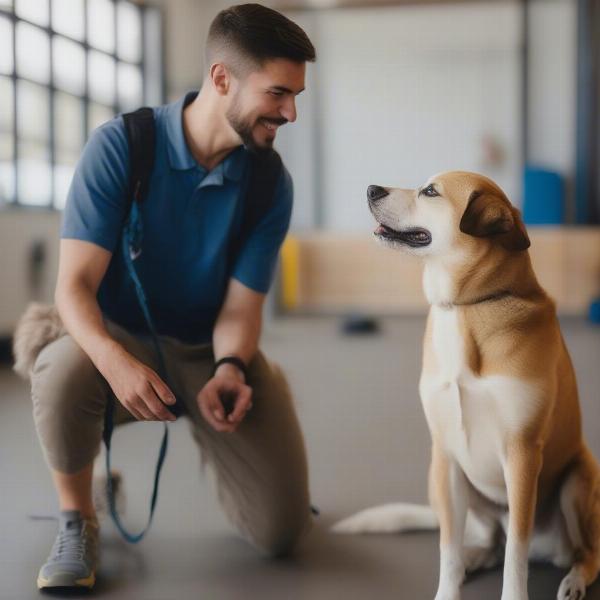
[523,167,565,225]
[589,298,600,324]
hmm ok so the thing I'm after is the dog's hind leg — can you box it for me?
[462,510,503,573]
[557,445,600,600]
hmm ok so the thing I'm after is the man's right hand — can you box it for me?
[99,345,177,422]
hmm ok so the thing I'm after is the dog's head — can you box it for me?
[367,171,530,259]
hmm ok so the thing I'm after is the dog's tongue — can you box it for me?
[375,225,386,235]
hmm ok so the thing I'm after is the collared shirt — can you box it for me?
[61,92,293,343]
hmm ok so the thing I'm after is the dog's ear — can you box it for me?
[459,190,530,251]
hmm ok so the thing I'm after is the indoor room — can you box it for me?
[1,0,599,598]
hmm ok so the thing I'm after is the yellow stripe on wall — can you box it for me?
[280,235,300,310]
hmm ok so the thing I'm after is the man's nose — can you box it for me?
[367,185,389,203]
[280,97,297,123]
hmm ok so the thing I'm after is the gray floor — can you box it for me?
[1,315,599,600]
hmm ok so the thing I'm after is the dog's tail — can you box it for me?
[331,503,438,534]
[12,303,66,380]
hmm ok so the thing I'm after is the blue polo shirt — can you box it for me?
[61,92,293,343]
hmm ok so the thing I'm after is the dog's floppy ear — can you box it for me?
[459,190,530,251]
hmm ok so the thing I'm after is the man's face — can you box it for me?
[226,58,306,153]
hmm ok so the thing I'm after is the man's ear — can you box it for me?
[210,63,230,95]
[459,190,530,251]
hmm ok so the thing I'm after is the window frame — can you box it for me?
[0,0,164,210]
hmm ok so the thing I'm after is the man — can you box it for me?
[25,4,316,590]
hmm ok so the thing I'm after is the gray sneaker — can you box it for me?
[37,510,99,590]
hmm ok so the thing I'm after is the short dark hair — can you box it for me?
[206,4,316,76]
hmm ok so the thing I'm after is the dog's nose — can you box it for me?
[367,185,389,202]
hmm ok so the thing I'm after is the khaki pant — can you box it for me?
[30,320,312,557]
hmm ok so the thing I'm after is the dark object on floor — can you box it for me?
[0,337,12,365]
[340,314,380,335]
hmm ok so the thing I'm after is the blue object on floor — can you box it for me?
[589,298,600,324]
[523,167,565,225]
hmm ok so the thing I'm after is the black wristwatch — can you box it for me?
[212,356,248,380]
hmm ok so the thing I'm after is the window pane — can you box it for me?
[0,76,13,134]
[54,161,75,210]
[117,2,142,63]
[16,22,50,84]
[0,16,13,75]
[53,37,85,95]
[88,102,114,133]
[15,0,49,27]
[17,80,49,142]
[52,0,85,41]
[88,0,115,54]
[18,141,51,206]
[0,134,15,204]
[117,62,142,112]
[54,91,84,153]
[89,50,115,105]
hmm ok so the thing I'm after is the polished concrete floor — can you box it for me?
[1,315,599,600]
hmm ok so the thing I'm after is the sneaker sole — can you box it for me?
[37,571,95,589]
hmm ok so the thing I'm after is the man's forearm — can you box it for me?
[212,307,262,369]
[55,282,124,373]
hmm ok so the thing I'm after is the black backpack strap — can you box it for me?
[228,149,283,271]
[122,107,156,206]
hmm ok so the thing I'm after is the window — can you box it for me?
[0,0,163,209]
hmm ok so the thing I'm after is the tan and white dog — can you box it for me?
[333,172,600,600]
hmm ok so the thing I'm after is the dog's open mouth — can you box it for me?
[374,224,432,247]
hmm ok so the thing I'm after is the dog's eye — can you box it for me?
[422,184,439,197]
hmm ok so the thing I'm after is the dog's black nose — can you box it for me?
[367,185,389,202]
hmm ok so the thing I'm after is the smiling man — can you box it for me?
[27,4,316,590]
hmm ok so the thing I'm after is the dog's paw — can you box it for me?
[557,568,586,600]
[434,588,461,600]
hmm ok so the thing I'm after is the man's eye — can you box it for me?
[422,185,439,197]
[269,91,284,97]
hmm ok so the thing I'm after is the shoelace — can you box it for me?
[49,522,91,563]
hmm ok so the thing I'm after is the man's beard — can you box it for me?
[226,98,286,155]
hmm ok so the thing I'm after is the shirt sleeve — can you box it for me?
[231,165,294,294]
[61,117,130,253]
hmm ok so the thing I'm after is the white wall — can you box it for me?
[314,2,522,231]
[527,0,577,218]
[278,0,577,232]
[0,210,61,334]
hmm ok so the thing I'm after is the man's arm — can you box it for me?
[213,278,265,370]
[55,238,176,421]
[196,278,265,433]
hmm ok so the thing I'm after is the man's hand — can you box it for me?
[99,344,177,422]
[196,364,253,433]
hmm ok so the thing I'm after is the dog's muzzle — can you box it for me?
[374,224,432,247]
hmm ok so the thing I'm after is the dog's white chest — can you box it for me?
[419,307,537,504]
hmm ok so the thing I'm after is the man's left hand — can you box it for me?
[196,366,253,433]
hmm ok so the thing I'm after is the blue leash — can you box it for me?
[103,202,181,543]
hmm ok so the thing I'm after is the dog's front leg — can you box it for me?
[501,440,543,600]
[431,441,468,600]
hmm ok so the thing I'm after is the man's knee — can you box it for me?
[31,335,101,419]
[31,336,106,472]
